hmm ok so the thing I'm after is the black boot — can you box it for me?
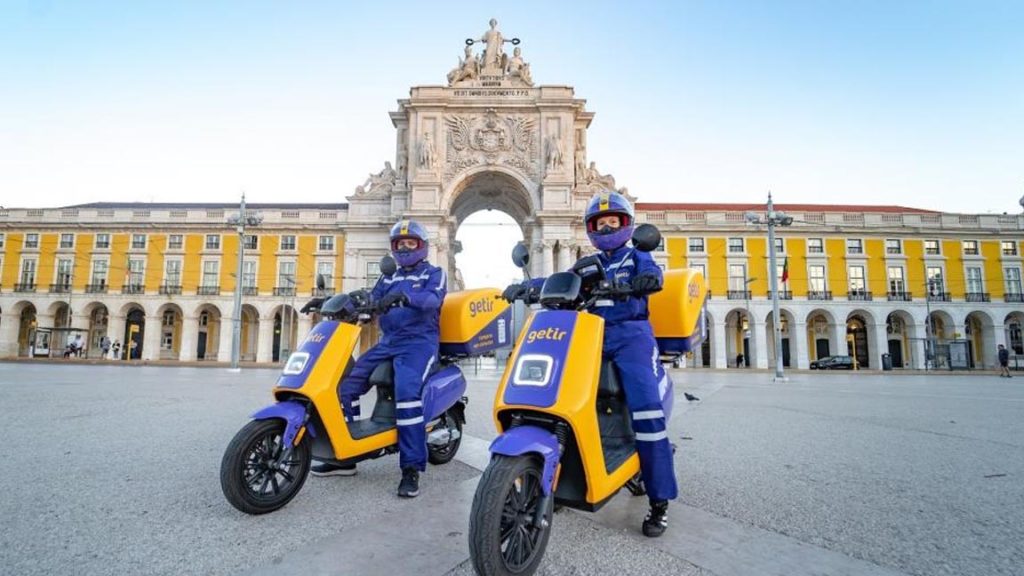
[310,461,357,477]
[642,500,669,537]
[398,468,420,498]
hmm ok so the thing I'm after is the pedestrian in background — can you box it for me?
[100,336,111,359]
[998,344,1011,378]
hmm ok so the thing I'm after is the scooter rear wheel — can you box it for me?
[427,409,463,465]
[469,455,553,576]
[220,419,311,515]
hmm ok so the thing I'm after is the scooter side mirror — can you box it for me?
[316,274,326,291]
[380,254,398,277]
[511,242,530,269]
[631,224,661,253]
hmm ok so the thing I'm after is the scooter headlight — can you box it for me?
[283,352,310,375]
[512,354,553,387]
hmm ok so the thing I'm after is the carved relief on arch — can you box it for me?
[443,109,539,185]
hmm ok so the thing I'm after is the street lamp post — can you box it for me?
[227,193,263,370]
[746,193,794,381]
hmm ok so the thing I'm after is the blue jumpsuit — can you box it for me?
[593,245,678,502]
[339,261,447,472]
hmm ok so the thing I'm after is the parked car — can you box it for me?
[810,355,854,370]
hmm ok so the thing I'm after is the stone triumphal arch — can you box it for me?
[342,19,631,290]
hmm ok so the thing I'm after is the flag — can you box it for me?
[781,256,789,283]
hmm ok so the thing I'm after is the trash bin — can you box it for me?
[881,353,893,371]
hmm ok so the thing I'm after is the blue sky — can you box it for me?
[2,1,1023,284]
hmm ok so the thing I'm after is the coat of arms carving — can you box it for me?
[444,109,537,183]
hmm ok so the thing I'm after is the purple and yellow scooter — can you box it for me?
[468,225,707,576]
[220,257,510,515]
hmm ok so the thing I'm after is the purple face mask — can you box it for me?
[392,245,428,268]
[588,225,633,251]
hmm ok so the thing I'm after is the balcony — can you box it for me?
[1006,293,1024,303]
[313,288,337,297]
[726,290,751,300]
[121,284,145,295]
[965,292,990,303]
[808,290,833,301]
[274,286,296,296]
[776,290,793,300]
[159,284,182,295]
[49,283,72,294]
[847,291,873,302]
[85,283,108,294]
[887,291,911,302]
[927,292,952,302]
[242,286,258,296]
[197,285,220,296]
[14,282,36,292]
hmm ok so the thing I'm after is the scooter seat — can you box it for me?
[597,360,624,400]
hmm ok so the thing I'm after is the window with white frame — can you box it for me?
[95,233,110,249]
[366,261,381,285]
[25,233,39,249]
[926,266,944,295]
[201,260,219,287]
[318,235,335,251]
[56,258,73,287]
[888,266,905,293]
[962,240,979,256]
[242,261,257,288]
[243,234,258,250]
[848,265,866,294]
[0,233,5,248]
[317,261,334,287]
[727,237,744,253]
[131,234,147,250]
[690,263,706,280]
[1001,240,1017,256]
[809,265,827,292]
[128,258,145,287]
[774,238,785,254]
[965,266,984,293]
[775,263,786,285]
[687,237,705,253]
[885,239,902,255]
[20,258,37,284]
[59,233,74,249]
[846,239,863,255]
[280,235,296,251]
[164,260,182,286]
[278,261,296,287]
[167,234,183,250]
[1006,268,1023,295]
[924,239,940,255]
[205,234,221,250]
[728,264,747,291]
[91,259,108,286]
[807,238,824,254]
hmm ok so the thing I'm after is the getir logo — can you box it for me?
[526,326,567,344]
[469,297,493,317]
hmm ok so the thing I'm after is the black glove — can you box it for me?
[502,283,528,302]
[630,274,662,295]
[300,297,326,314]
[376,292,409,313]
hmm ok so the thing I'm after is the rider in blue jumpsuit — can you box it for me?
[312,219,446,498]
[504,191,677,536]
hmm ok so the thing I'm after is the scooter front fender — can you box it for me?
[252,400,315,447]
[489,425,559,495]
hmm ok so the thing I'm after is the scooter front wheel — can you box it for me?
[220,419,311,515]
[469,455,553,576]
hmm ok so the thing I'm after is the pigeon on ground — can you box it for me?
[683,392,700,402]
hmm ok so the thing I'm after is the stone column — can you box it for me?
[981,323,1003,369]
[831,322,848,359]
[217,316,234,362]
[140,315,161,361]
[556,242,573,273]
[793,322,810,369]
[256,316,275,363]
[911,323,928,369]
[542,240,556,277]
[753,317,769,369]
[870,321,888,370]
[108,313,126,359]
[296,316,313,346]
[179,315,198,361]
[712,316,728,369]
[0,310,21,357]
